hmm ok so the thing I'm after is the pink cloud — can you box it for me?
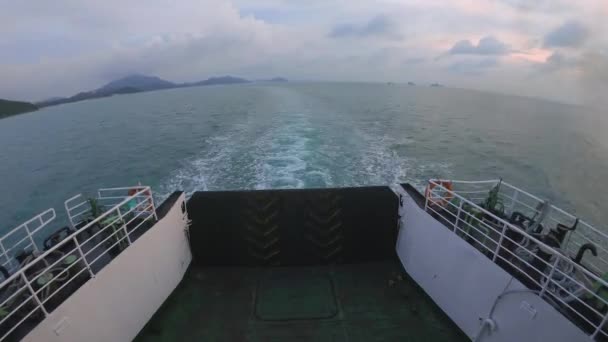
[508,49,553,63]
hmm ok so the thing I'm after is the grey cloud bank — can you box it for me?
[0,0,606,105]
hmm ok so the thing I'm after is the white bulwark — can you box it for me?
[395,179,607,341]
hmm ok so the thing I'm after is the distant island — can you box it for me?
[179,75,252,88]
[37,74,288,107]
[0,99,38,119]
[259,77,288,82]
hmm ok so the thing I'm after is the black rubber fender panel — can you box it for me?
[187,186,399,266]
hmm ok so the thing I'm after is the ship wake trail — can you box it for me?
[253,112,328,189]
[354,121,452,189]
[158,122,253,198]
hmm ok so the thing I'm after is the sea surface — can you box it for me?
[1,82,607,235]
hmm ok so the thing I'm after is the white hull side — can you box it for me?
[24,193,192,342]
[396,193,589,341]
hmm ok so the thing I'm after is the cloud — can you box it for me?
[448,58,499,75]
[544,20,589,48]
[0,0,606,104]
[0,0,299,100]
[404,57,426,65]
[329,15,401,39]
[531,51,608,107]
[541,51,579,72]
[448,36,510,55]
[496,0,571,13]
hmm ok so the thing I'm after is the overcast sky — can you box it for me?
[1,0,607,105]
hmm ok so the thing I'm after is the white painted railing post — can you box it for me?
[24,224,38,253]
[149,189,158,221]
[509,188,518,214]
[73,236,95,278]
[562,228,574,253]
[539,257,560,298]
[592,311,608,339]
[454,200,463,232]
[424,185,429,211]
[117,207,132,245]
[64,194,82,230]
[21,273,48,317]
[493,222,508,262]
[0,241,9,267]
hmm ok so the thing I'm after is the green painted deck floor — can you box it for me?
[135,261,467,341]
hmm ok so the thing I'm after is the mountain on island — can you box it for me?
[182,76,250,87]
[260,77,288,82]
[97,75,176,93]
[0,99,38,119]
[37,74,265,107]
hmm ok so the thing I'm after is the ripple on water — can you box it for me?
[253,114,314,189]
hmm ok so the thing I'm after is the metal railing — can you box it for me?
[0,209,56,275]
[445,179,608,276]
[425,179,608,339]
[64,194,90,230]
[0,186,157,341]
[97,186,155,207]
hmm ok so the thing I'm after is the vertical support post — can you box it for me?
[562,225,574,253]
[508,188,518,214]
[24,223,38,253]
[592,311,608,339]
[0,241,9,268]
[539,257,560,298]
[117,207,132,246]
[65,198,76,230]
[493,222,508,262]
[21,273,48,316]
[424,183,429,211]
[73,236,95,278]
[148,188,158,221]
[454,200,463,232]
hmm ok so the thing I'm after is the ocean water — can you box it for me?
[1,82,607,234]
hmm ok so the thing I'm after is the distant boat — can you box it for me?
[407,82,416,86]
[430,83,444,87]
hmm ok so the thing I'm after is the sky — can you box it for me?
[0,0,607,105]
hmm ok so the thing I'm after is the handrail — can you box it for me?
[0,209,56,273]
[430,179,608,286]
[445,179,501,184]
[98,186,146,191]
[0,185,157,341]
[0,187,151,287]
[445,179,608,275]
[64,194,89,230]
[472,180,608,243]
[426,179,608,339]
[1,209,55,243]
[428,179,571,262]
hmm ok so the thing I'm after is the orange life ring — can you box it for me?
[425,180,454,207]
